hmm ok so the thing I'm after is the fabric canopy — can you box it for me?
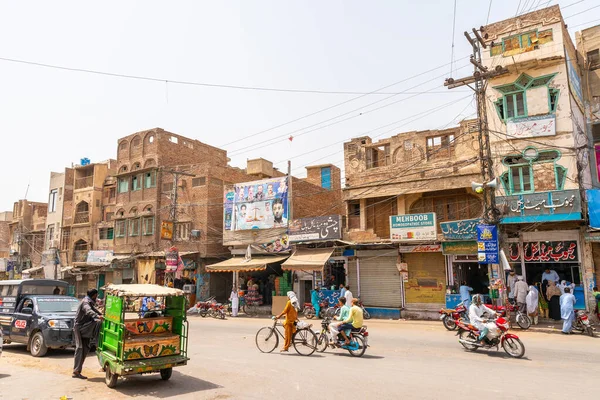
[206,256,288,273]
[21,266,44,274]
[281,248,334,271]
[104,284,184,297]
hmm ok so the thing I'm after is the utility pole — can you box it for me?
[162,168,195,286]
[444,27,508,224]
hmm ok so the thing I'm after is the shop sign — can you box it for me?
[86,250,114,264]
[477,224,499,264]
[398,244,441,253]
[442,241,478,255]
[440,219,478,240]
[390,213,437,241]
[497,190,582,224]
[507,241,578,263]
[288,215,342,242]
[506,115,556,139]
[165,247,179,272]
[161,221,174,240]
[587,189,600,229]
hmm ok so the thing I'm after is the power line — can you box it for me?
[0,55,462,96]
[564,4,600,18]
[486,0,494,24]
[451,0,458,77]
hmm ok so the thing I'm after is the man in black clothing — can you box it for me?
[72,289,103,379]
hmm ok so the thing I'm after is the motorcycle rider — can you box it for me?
[329,296,351,344]
[337,298,363,345]
[468,294,497,343]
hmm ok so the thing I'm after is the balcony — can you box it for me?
[74,212,90,224]
[75,176,94,190]
[73,250,87,263]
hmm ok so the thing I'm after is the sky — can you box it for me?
[1,0,599,211]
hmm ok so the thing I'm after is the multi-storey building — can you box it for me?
[481,5,594,309]
[0,211,14,279]
[8,200,47,275]
[342,120,482,318]
[45,169,73,250]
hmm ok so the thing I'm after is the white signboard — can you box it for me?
[506,115,556,139]
[390,213,437,242]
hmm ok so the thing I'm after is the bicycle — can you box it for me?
[255,317,318,356]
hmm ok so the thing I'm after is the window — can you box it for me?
[119,141,128,152]
[490,42,502,56]
[148,135,155,143]
[132,136,141,147]
[131,174,142,191]
[170,136,178,144]
[210,177,223,186]
[321,167,332,190]
[48,189,58,213]
[494,73,557,121]
[129,218,140,237]
[119,165,128,173]
[409,194,483,225]
[500,148,566,194]
[505,92,526,119]
[105,212,114,222]
[537,29,553,45]
[143,217,155,236]
[502,31,538,53]
[588,49,600,70]
[366,145,390,169]
[115,220,127,237]
[192,177,206,187]
[46,226,55,247]
[509,165,534,193]
[163,182,174,192]
[118,178,129,193]
[99,228,114,240]
[176,222,191,241]
[426,134,455,160]
[145,171,156,188]
[549,89,559,112]
[132,162,141,170]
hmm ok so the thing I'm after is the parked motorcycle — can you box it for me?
[303,300,329,319]
[439,304,468,331]
[187,297,216,317]
[456,317,525,358]
[573,310,595,337]
[315,317,369,357]
[486,302,531,330]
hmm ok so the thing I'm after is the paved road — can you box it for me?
[0,316,598,400]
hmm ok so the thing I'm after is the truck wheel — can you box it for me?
[105,366,119,388]
[30,332,48,357]
[160,367,173,381]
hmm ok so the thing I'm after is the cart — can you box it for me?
[97,284,189,388]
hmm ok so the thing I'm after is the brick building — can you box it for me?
[342,119,482,318]
[0,211,13,279]
[8,200,47,275]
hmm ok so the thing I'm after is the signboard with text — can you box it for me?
[440,218,478,240]
[497,190,582,224]
[506,241,578,263]
[477,224,498,264]
[506,115,556,139]
[288,215,342,242]
[398,244,441,253]
[390,213,437,242]
[228,177,289,231]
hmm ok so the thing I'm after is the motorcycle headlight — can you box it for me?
[48,320,70,329]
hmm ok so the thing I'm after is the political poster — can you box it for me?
[229,177,289,231]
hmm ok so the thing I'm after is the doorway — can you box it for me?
[454,261,489,295]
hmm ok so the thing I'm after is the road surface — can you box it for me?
[0,316,597,399]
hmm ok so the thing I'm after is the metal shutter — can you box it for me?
[356,250,402,308]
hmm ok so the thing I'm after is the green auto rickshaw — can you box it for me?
[97,284,190,388]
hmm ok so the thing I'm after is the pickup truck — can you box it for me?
[2,295,78,357]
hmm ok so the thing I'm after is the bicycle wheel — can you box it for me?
[255,327,279,353]
[293,328,317,356]
[316,332,329,353]
[244,304,258,316]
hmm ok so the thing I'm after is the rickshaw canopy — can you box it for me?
[103,284,184,297]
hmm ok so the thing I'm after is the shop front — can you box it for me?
[401,247,446,315]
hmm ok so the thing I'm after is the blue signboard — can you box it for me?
[440,218,479,240]
[477,224,498,264]
[587,189,600,229]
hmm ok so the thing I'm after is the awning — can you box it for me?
[206,256,288,273]
[21,266,44,274]
[281,248,334,271]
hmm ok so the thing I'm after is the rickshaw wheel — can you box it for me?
[160,368,173,381]
[105,365,119,388]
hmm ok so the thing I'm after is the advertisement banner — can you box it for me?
[477,224,499,264]
[398,244,441,253]
[165,247,179,272]
[390,213,437,241]
[161,221,174,240]
[440,218,478,240]
[254,235,291,253]
[229,177,289,231]
[223,189,235,231]
[288,215,342,242]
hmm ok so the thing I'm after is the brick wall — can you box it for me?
[0,220,9,253]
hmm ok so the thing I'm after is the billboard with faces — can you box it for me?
[226,176,289,231]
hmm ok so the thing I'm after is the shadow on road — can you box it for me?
[329,353,384,359]
[0,374,11,380]
[88,370,222,398]
[483,351,531,361]
[2,344,74,359]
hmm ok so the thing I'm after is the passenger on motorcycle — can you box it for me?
[468,294,497,343]
[329,297,351,343]
[337,298,363,345]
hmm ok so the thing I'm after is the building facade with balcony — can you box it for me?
[342,119,482,318]
[7,200,47,277]
[482,5,595,309]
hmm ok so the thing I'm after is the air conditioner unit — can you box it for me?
[190,229,201,238]
[183,284,196,294]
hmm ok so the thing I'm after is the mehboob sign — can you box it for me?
[390,213,437,241]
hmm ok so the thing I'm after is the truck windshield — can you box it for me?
[36,298,79,313]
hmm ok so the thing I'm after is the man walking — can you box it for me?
[344,285,354,306]
[560,287,576,335]
[513,276,529,314]
[73,289,103,379]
